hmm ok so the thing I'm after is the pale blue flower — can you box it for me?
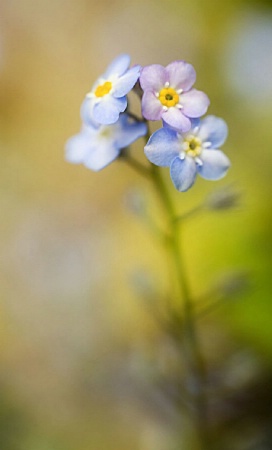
[140,61,210,132]
[144,115,230,192]
[66,114,147,171]
[81,54,141,127]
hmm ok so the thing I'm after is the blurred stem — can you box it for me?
[121,152,151,177]
[126,110,144,123]
[173,204,204,222]
[150,165,210,450]
[122,130,210,447]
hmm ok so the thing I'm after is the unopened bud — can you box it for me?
[205,186,240,211]
[123,188,147,217]
[216,270,250,298]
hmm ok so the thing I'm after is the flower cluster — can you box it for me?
[66,54,230,190]
[66,54,147,171]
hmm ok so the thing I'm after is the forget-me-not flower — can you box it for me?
[81,54,141,127]
[144,115,230,192]
[66,114,147,171]
[140,61,210,132]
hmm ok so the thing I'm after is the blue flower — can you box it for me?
[65,114,147,171]
[81,54,141,127]
[144,115,230,192]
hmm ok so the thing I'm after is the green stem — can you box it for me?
[150,165,210,449]
[173,204,203,223]
[150,164,175,218]
[121,153,151,178]
[123,132,210,446]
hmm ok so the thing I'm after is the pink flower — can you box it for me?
[140,61,210,132]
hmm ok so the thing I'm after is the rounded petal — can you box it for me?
[141,91,162,120]
[181,89,210,118]
[93,96,127,124]
[170,156,197,192]
[65,132,92,164]
[103,54,130,78]
[113,65,141,97]
[144,127,180,167]
[162,108,192,132]
[139,64,167,91]
[197,149,230,180]
[197,115,228,148]
[80,97,100,128]
[189,118,201,129]
[114,115,147,148]
[166,61,196,91]
[84,142,120,171]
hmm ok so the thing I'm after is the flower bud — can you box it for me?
[205,186,240,211]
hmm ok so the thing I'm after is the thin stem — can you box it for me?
[150,164,175,219]
[121,153,151,178]
[150,165,210,449]
[173,204,204,223]
[126,110,144,123]
[120,132,210,447]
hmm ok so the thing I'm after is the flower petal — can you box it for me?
[197,149,230,180]
[93,96,127,125]
[103,54,130,78]
[80,97,100,128]
[162,108,192,132]
[65,132,92,164]
[170,156,197,191]
[141,91,162,120]
[114,115,147,148]
[84,142,120,171]
[144,127,180,167]
[166,61,196,91]
[140,64,167,91]
[113,65,141,97]
[181,89,210,118]
[197,115,228,148]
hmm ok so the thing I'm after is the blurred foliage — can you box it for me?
[0,388,29,450]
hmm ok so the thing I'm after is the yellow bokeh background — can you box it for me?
[0,0,272,448]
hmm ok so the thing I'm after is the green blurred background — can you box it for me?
[0,0,272,448]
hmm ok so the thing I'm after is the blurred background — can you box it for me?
[0,0,272,449]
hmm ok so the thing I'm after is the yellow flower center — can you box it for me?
[183,136,202,157]
[94,81,112,98]
[159,87,179,107]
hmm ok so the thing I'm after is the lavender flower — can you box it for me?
[140,61,210,132]
[66,114,147,171]
[81,54,141,126]
[144,115,230,192]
